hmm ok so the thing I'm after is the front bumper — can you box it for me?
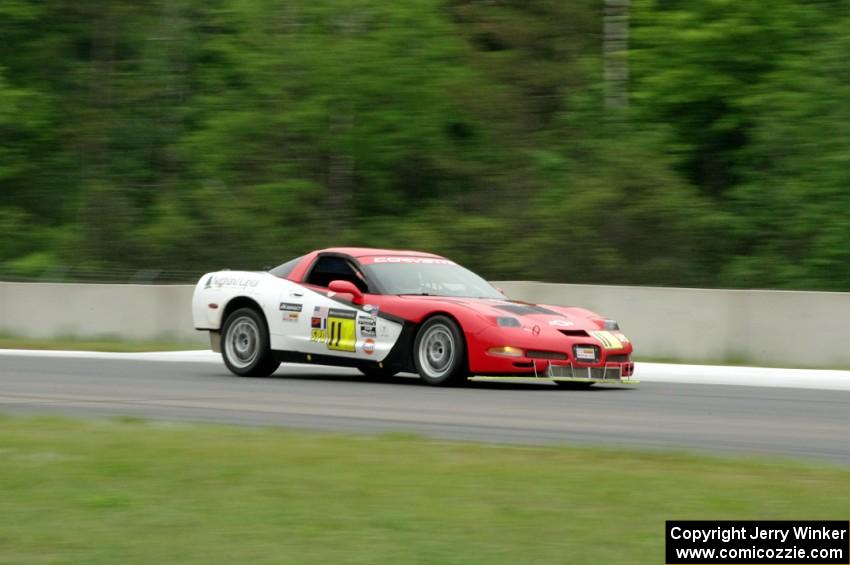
[472,360,638,385]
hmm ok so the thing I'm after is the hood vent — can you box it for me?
[559,329,589,337]
[497,303,562,316]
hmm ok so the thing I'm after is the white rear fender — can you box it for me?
[193,271,405,362]
[192,271,280,331]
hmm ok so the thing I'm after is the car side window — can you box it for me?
[305,256,369,293]
[269,255,303,279]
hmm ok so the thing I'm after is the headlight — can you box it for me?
[496,316,521,328]
[604,319,619,331]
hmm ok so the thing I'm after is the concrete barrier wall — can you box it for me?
[497,281,850,367]
[0,282,205,345]
[1,281,848,366]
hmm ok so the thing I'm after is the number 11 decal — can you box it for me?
[327,309,356,352]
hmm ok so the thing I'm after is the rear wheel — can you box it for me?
[413,316,467,386]
[221,307,280,377]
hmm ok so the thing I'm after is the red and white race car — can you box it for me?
[192,247,636,386]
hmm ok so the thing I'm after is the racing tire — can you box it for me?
[413,315,467,386]
[357,366,399,379]
[554,381,595,389]
[221,307,280,377]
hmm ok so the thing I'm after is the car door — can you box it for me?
[266,277,311,353]
[289,255,404,361]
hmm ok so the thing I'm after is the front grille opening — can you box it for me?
[559,329,589,337]
[606,354,630,363]
[526,350,568,360]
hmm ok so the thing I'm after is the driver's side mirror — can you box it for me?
[328,280,364,304]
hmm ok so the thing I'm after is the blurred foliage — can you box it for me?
[0,0,848,288]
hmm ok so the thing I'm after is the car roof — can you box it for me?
[319,247,445,260]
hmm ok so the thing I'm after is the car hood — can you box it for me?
[398,295,606,331]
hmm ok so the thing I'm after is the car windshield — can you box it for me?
[363,261,504,299]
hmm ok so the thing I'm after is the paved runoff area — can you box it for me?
[2,349,850,463]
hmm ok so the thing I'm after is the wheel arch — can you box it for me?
[414,311,470,369]
[218,297,280,377]
[221,296,268,330]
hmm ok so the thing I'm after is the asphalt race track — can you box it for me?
[2,351,850,463]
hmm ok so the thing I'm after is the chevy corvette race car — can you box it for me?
[192,247,636,386]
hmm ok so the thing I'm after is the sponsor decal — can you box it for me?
[203,275,213,289]
[362,304,379,317]
[549,319,574,327]
[328,308,356,320]
[362,339,375,355]
[326,308,357,352]
[209,275,260,289]
[311,306,330,341]
[590,330,623,350]
[279,302,302,312]
[359,315,377,338]
[312,306,329,329]
[365,256,456,265]
[532,325,541,336]
[283,312,299,322]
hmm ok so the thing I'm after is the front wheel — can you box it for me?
[221,307,280,377]
[413,316,467,386]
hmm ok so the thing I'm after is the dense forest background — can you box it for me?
[1,0,849,288]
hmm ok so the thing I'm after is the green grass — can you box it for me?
[0,334,204,352]
[1,415,849,564]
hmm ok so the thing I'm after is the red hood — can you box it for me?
[398,295,606,331]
